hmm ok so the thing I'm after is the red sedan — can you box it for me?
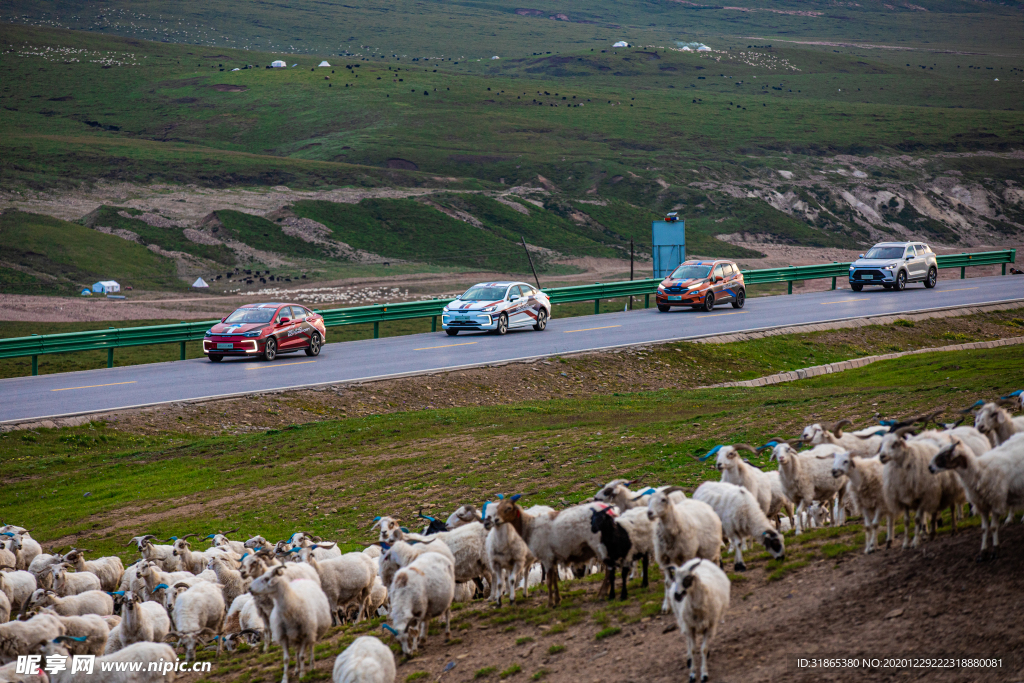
[203,303,326,362]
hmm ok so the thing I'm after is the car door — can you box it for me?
[520,285,540,324]
[288,306,312,348]
[721,264,740,301]
[275,306,301,350]
[711,264,730,302]
[905,245,924,280]
[506,285,527,327]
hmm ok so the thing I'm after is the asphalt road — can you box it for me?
[3,275,1023,423]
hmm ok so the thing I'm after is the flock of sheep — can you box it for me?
[1,390,1022,683]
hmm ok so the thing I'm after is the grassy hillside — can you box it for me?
[0,210,183,292]
[81,205,237,264]
[214,209,327,259]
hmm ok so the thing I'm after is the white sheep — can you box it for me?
[50,565,101,597]
[168,580,225,662]
[704,444,771,513]
[929,433,1024,559]
[764,440,847,534]
[802,419,886,457]
[594,480,683,513]
[0,612,64,665]
[829,451,890,553]
[880,427,966,549]
[172,536,238,574]
[490,497,604,607]
[206,555,250,608]
[377,540,455,590]
[43,639,179,683]
[445,505,481,530]
[332,635,396,683]
[26,554,63,591]
[382,552,455,655]
[644,488,722,614]
[765,471,796,530]
[0,532,41,571]
[249,565,332,683]
[61,550,124,593]
[669,558,730,683]
[0,589,8,624]
[27,589,113,617]
[693,481,785,572]
[970,400,1024,447]
[483,500,534,606]
[46,613,109,656]
[0,571,35,616]
[110,591,170,650]
[205,528,247,555]
[385,522,492,590]
[297,547,376,625]
[126,535,178,572]
[240,553,319,654]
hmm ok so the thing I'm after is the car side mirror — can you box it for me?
[221,318,226,323]
[905,255,912,260]
[279,317,290,325]
[858,254,864,258]
[455,295,462,300]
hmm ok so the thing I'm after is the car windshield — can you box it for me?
[460,286,507,301]
[224,307,276,324]
[669,265,712,280]
[864,246,906,260]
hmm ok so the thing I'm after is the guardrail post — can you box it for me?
[31,355,38,376]
[644,294,650,309]
[787,281,793,295]
[431,316,437,332]
[1002,263,1007,276]
[373,321,379,339]
[180,341,186,360]
[594,299,600,315]
[107,348,114,368]
[831,277,837,290]
[960,266,966,280]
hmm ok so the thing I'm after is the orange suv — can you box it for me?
[656,260,745,312]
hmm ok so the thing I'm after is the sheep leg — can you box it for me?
[977,512,990,561]
[794,501,805,535]
[444,607,451,642]
[699,627,714,683]
[685,626,697,682]
[990,513,1001,559]
[901,511,911,549]
[949,505,958,537]
[733,537,746,572]
[619,564,629,601]
[507,567,517,605]
[605,565,616,601]
[281,640,290,683]
[661,567,672,614]
[546,566,556,608]
[640,554,649,589]
[309,636,316,670]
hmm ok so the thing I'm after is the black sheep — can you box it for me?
[590,506,648,601]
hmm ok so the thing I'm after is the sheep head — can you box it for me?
[645,487,684,522]
[830,451,853,478]
[671,559,702,603]
[371,517,405,544]
[928,439,971,474]
[760,529,785,560]
[878,426,916,464]
[589,504,618,535]
[974,403,1011,436]
[243,535,267,549]
[761,440,799,466]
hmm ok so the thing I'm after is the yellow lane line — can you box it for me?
[820,298,870,305]
[245,361,317,371]
[941,287,978,292]
[414,342,478,351]
[563,325,622,333]
[51,381,137,392]
[696,311,746,319]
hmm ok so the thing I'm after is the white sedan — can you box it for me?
[442,281,551,336]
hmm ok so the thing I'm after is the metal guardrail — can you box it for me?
[1,249,1014,375]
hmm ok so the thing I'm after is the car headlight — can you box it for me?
[657,285,665,292]
[687,282,703,290]
[883,264,897,270]
[243,330,262,337]
[205,329,213,337]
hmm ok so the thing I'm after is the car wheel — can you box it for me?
[657,304,671,312]
[208,354,223,363]
[305,332,321,357]
[446,329,459,336]
[533,308,548,331]
[851,283,863,292]
[494,313,508,335]
[731,289,745,309]
[701,292,715,312]
[895,270,907,291]
[924,267,937,289]
[263,337,277,361]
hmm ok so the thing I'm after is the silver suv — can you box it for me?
[848,242,938,291]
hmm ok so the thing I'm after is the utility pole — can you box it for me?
[629,239,634,310]
[521,235,541,290]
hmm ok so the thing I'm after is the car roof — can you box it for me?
[872,242,917,247]
[237,303,292,309]
[678,260,735,266]
[469,281,523,287]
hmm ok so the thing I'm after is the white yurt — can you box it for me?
[271,60,287,68]
[318,60,331,67]
[192,277,209,288]
[612,40,629,48]
[92,280,120,294]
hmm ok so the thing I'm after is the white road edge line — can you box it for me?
[3,296,1023,424]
